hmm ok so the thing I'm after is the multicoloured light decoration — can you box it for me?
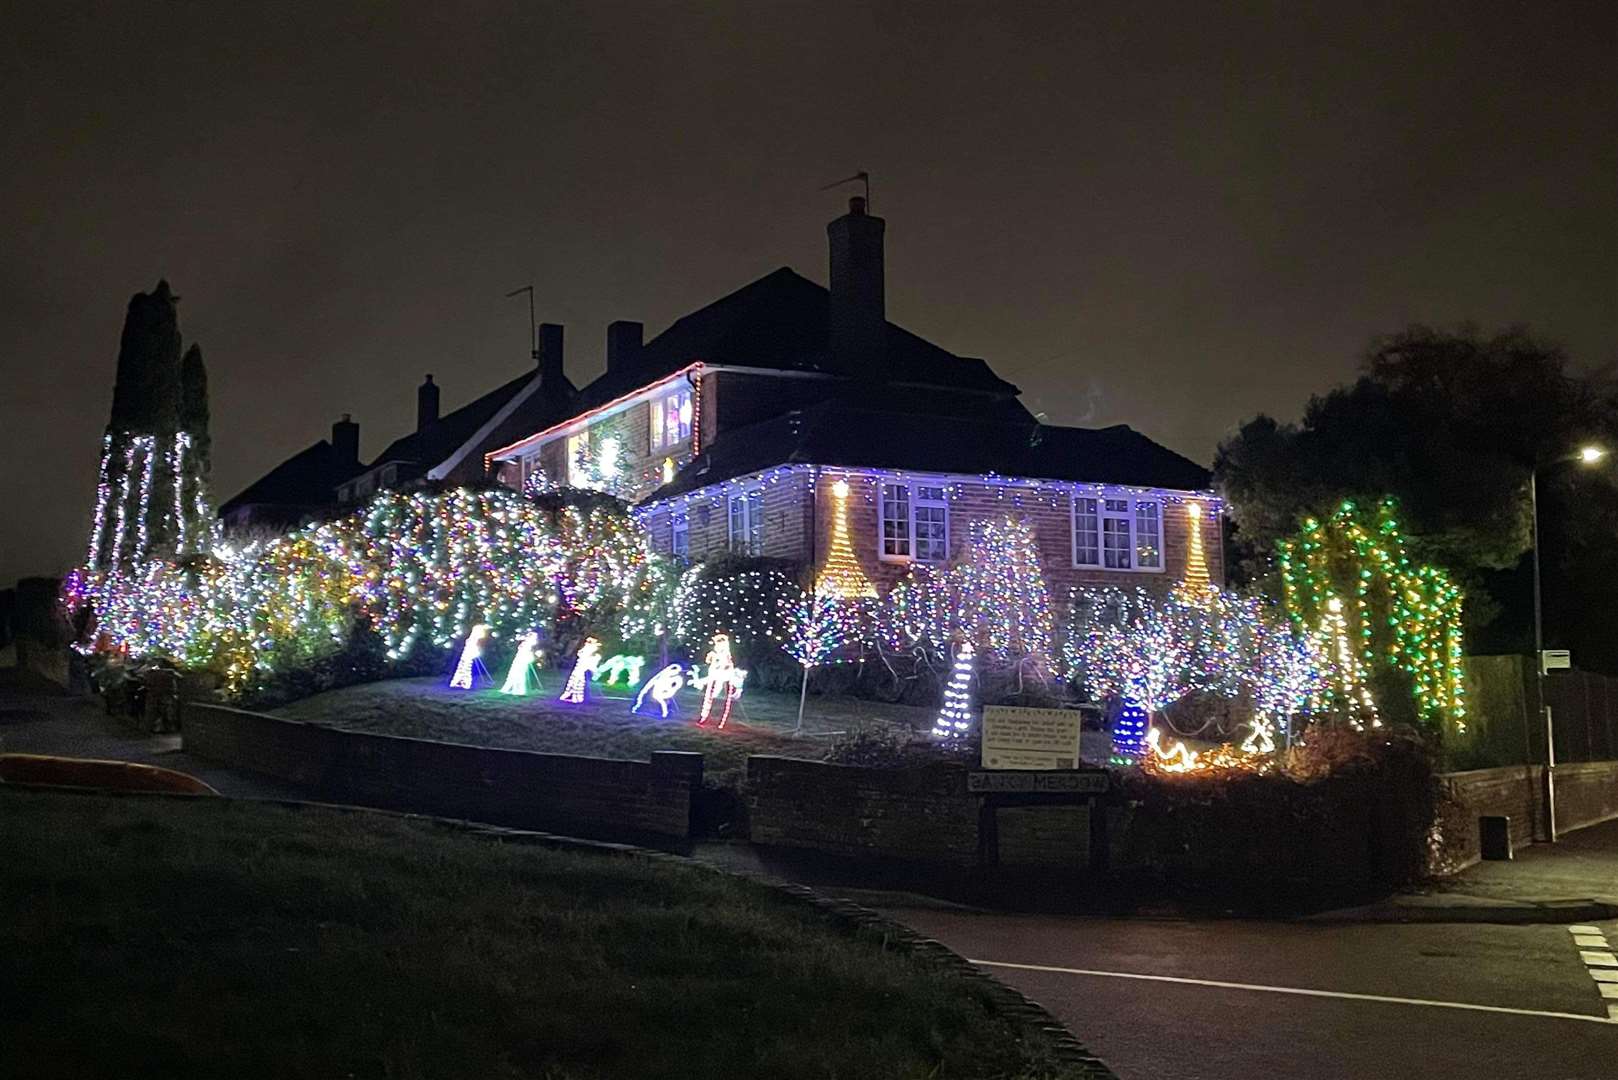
[1111,700,1149,764]
[559,638,603,704]
[500,631,542,695]
[450,624,491,689]
[633,663,686,718]
[816,478,877,599]
[692,633,747,728]
[1277,499,1465,731]
[887,516,1055,666]
[598,653,645,687]
[932,640,976,741]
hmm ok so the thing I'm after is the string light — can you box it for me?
[1182,500,1210,591]
[1111,701,1149,764]
[816,478,877,599]
[932,640,976,740]
[692,633,746,728]
[597,653,645,687]
[633,663,686,718]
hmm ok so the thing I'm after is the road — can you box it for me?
[885,906,1617,1080]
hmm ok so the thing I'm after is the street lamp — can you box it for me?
[1529,444,1607,842]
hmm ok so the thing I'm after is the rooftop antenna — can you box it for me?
[505,285,538,362]
[818,170,871,209]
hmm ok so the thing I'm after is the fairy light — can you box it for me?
[1146,727,1198,772]
[816,478,877,599]
[1182,500,1210,591]
[598,653,646,687]
[85,434,114,568]
[1111,701,1149,764]
[931,640,976,740]
[692,633,746,728]
[499,631,541,695]
[169,433,189,554]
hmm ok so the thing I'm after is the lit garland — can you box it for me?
[932,640,976,740]
[816,478,877,599]
[886,516,1055,666]
[1277,499,1466,732]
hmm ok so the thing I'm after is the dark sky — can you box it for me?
[2,2,1614,584]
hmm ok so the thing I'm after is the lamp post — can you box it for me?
[1529,444,1607,843]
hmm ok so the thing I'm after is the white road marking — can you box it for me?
[1593,970,1618,984]
[1600,984,1618,1001]
[967,958,1618,1025]
[1611,1005,1618,1022]
[1574,935,1610,948]
[1570,926,1603,935]
[1581,951,1618,967]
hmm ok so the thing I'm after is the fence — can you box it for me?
[1460,656,1618,767]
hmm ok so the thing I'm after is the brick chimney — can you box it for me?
[537,323,565,388]
[827,195,885,373]
[417,374,439,431]
[607,320,643,373]
[331,414,359,468]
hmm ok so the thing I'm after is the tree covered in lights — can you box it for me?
[1278,499,1466,732]
[886,516,1055,669]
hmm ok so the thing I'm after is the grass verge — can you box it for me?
[1,790,1081,1079]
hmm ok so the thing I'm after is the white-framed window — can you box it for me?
[650,387,693,451]
[1073,493,1164,572]
[566,431,590,488]
[671,512,688,557]
[879,482,950,563]
[727,488,763,555]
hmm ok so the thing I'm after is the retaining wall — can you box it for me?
[1436,760,1618,870]
[183,704,701,846]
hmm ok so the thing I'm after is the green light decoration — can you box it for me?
[1276,498,1466,733]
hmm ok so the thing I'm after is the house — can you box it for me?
[221,329,578,531]
[488,197,1223,595]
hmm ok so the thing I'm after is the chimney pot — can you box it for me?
[538,323,565,387]
[331,414,360,469]
[849,195,866,215]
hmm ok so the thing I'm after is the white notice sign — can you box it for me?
[981,706,1083,770]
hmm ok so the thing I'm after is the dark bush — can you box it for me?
[824,727,963,769]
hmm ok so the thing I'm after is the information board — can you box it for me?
[980,705,1083,770]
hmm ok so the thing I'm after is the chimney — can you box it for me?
[827,195,885,373]
[331,414,359,468]
[417,374,439,431]
[537,323,565,388]
[607,320,643,373]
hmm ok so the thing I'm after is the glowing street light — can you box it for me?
[1578,445,1607,465]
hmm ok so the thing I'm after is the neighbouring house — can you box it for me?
[221,328,578,531]
[488,197,1223,594]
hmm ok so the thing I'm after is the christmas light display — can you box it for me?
[500,631,542,695]
[597,653,645,687]
[560,638,603,704]
[1111,700,1149,763]
[1277,499,1464,731]
[887,516,1054,666]
[691,634,747,728]
[782,590,862,730]
[1181,500,1211,593]
[450,624,491,689]
[633,663,686,718]
[1146,727,1199,772]
[932,640,977,740]
[1312,596,1379,729]
[816,478,877,599]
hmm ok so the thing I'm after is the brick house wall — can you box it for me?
[502,388,696,504]
[644,467,1223,594]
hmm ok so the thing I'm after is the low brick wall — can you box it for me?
[747,756,981,867]
[183,704,701,846]
[1435,760,1618,871]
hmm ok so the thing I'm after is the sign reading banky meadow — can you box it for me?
[980,705,1083,770]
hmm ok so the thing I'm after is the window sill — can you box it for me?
[1071,563,1167,574]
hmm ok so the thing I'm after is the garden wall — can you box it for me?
[1436,760,1618,870]
[183,704,702,846]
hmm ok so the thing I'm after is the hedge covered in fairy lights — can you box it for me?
[64,486,1466,744]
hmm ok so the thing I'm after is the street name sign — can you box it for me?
[967,770,1110,794]
[1541,649,1572,673]
[980,705,1083,770]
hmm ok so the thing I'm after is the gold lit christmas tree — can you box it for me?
[816,478,877,599]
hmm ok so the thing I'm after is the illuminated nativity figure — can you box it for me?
[559,637,603,704]
[449,624,492,690]
[499,631,542,695]
[691,633,748,729]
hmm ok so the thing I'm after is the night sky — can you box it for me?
[2,2,1613,585]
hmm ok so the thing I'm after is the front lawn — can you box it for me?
[0,790,1082,1079]
[272,671,936,785]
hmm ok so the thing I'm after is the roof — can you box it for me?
[368,370,540,470]
[575,267,1021,412]
[218,439,362,517]
[643,403,1211,503]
